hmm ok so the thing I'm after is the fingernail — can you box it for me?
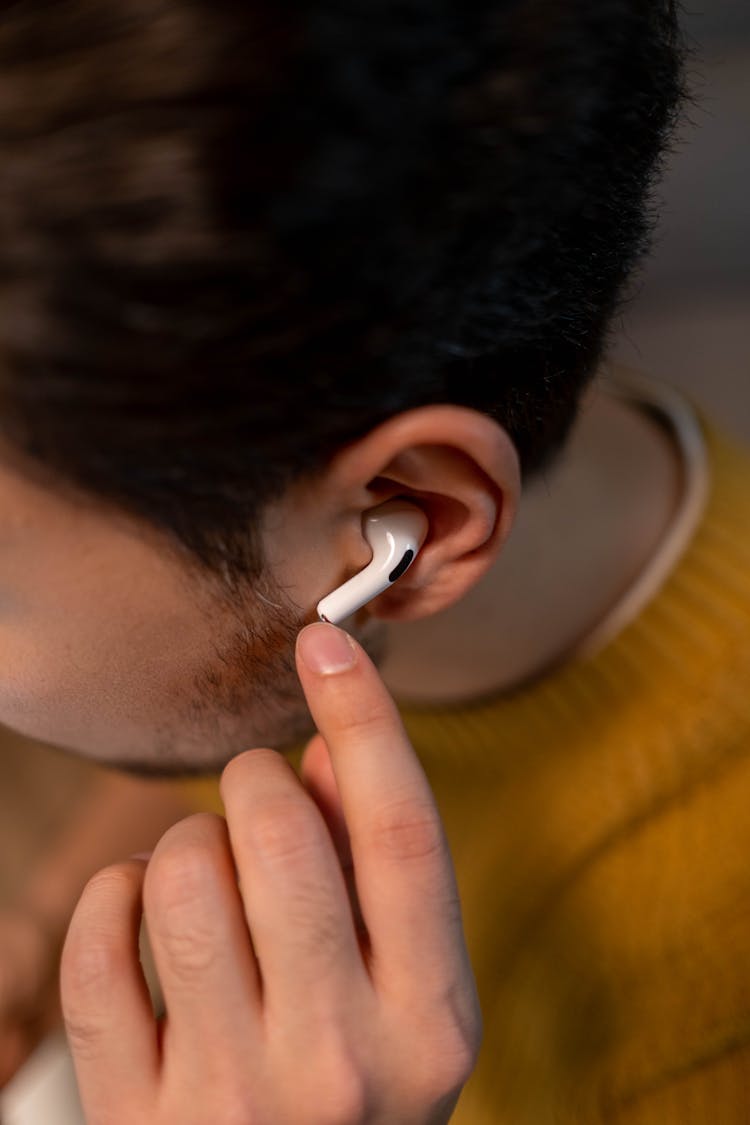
[129,851,153,862]
[298,622,357,675]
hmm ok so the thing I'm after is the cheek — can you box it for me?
[0,611,176,739]
[0,625,121,724]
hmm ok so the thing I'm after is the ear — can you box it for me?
[324,404,521,623]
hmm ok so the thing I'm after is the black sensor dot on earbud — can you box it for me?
[388,549,414,583]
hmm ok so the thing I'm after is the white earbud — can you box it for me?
[316,499,429,625]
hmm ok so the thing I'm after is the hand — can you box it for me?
[0,906,63,1087]
[60,621,482,1124]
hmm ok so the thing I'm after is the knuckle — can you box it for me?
[60,943,120,1063]
[60,934,119,999]
[145,845,223,980]
[221,746,284,797]
[63,1010,106,1064]
[304,1040,368,1124]
[147,839,217,906]
[409,1040,476,1107]
[158,920,221,982]
[435,1029,481,1090]
[81,864,140,909]
[338,696,397,743]
[60,868,134,996]
[247,801,323,865]
[58,865,143,1066]
[415,1005,483,1097]
[369,798,443,862]
[153,812,228,859]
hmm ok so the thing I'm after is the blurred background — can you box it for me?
[1,2,748,1121]
[610,0,750,443]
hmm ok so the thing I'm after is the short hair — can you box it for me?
[0,0,686,591]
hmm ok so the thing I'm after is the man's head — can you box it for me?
[0,0,685,774]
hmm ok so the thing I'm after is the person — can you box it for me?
[1,0,749,1119]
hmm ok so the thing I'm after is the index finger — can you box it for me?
[294,622,470,998]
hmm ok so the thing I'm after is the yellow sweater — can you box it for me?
[180,415,750,1124]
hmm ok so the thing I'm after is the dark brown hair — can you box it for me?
[0,0,687,590]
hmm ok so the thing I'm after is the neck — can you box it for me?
[378,368,684,705]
